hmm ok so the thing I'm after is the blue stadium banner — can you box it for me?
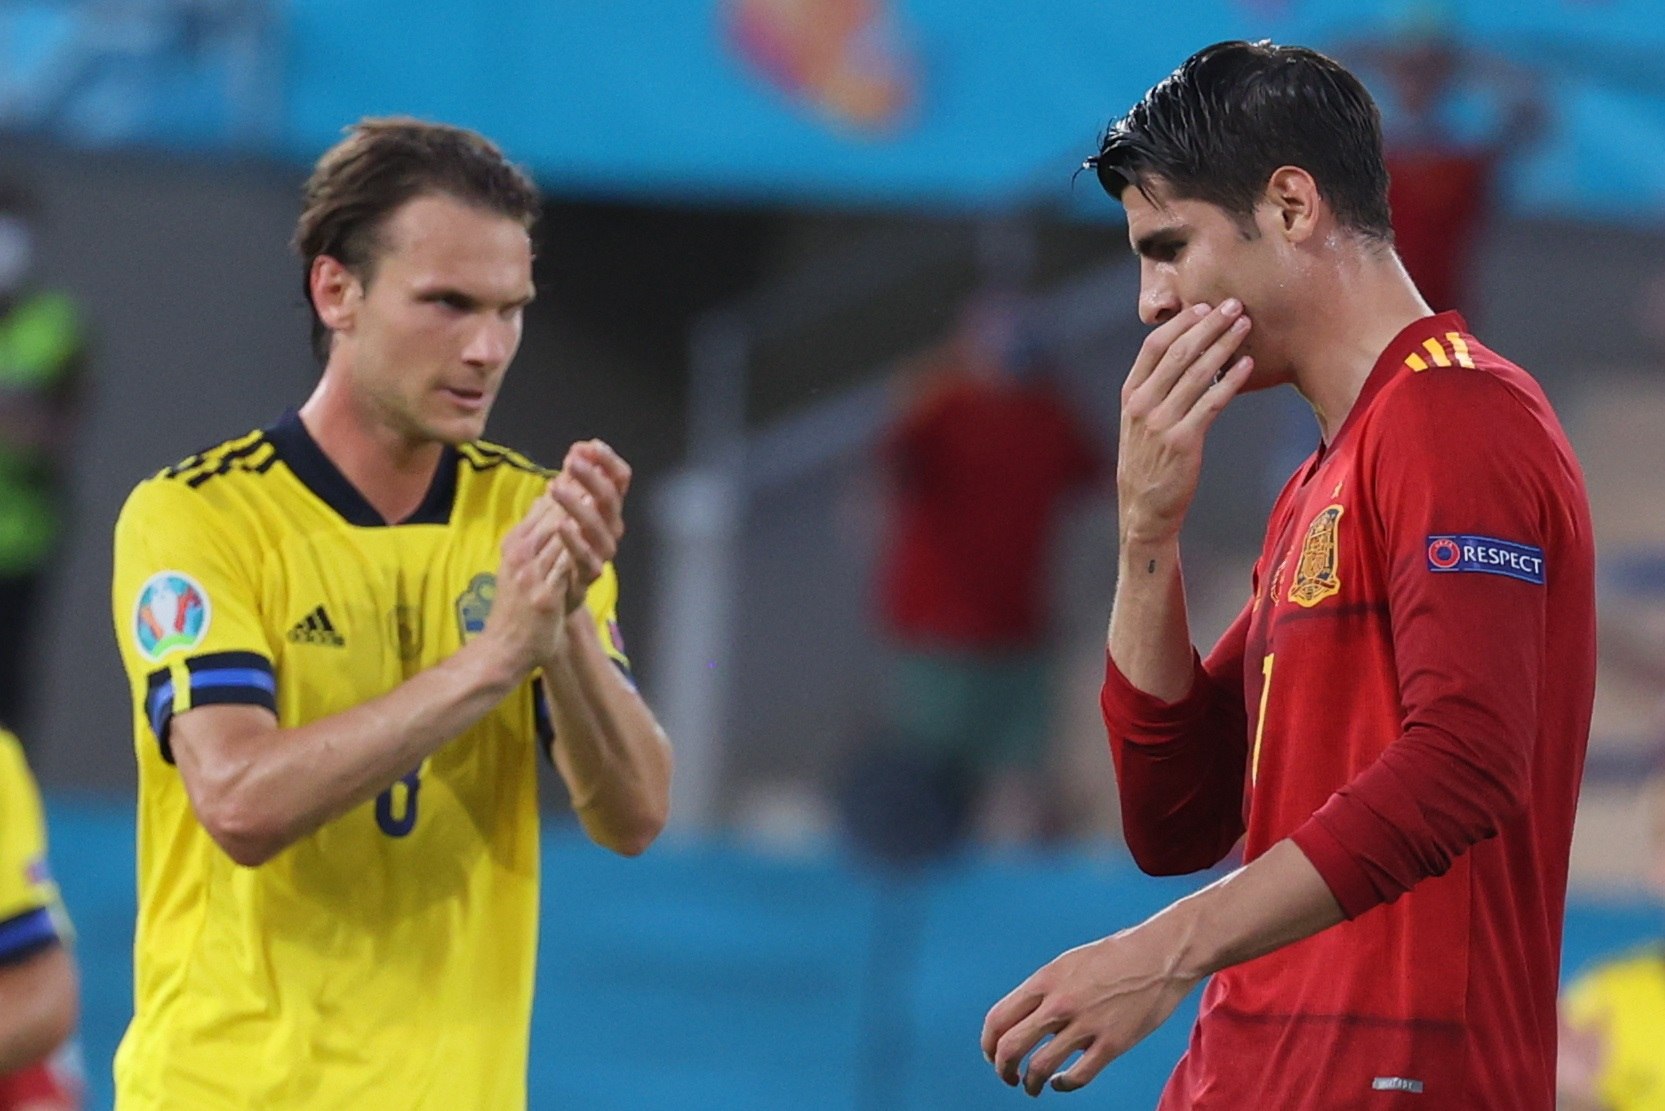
[6,0,1665,218]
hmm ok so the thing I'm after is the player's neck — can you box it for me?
[1289,250,1433,444]
[298,378,446,524]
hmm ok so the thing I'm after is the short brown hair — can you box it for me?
[294,117,541,364]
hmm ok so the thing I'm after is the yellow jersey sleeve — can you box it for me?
[498,453,630,672]
[112,475,277,760]
[530,562,632,747]
[1563,950,1665,1111]
[1563,963,1610,1028]
[0,729,67,962]
[586,561,631,672]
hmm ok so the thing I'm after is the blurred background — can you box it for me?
[2,0,1664,1107]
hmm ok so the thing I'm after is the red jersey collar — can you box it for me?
[1329,310,1468,448]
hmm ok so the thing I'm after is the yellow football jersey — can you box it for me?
[1563,946,1665,1111]
[0,728,68,964]
[110,412,629,1110]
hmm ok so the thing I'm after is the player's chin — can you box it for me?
[1231,348,1288,394]
[1234,369,1282,395]
[425,404,493,445]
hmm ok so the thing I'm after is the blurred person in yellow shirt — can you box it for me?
[0,727,81,1111]
[1558,770,1665,1110]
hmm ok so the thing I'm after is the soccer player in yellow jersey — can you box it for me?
[108,119,673,1109]
[0,727,81,1111]
[1558,770,1665,1111]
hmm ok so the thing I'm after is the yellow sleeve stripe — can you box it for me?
[168,658,194,713]
[1404,334,1477,373]
[1446,332,1475,368]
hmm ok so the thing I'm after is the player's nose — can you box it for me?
[1138,268,1181,327]
[462,319,514,368]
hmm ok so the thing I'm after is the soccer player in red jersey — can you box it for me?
[980,41,1595,1109]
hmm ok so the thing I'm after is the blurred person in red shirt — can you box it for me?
[875,297,1102,844]
[1342,18,1544,316]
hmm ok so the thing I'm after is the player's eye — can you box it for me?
[424,292,475,312]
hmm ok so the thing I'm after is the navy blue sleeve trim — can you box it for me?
[144,666,177,763]
[533,682,554,762]
[530,660,637,766]
[0,907,59,966]
[145,652,277,764]
[186,650,272,675]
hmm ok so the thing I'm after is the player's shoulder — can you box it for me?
[456,439,555,491]
[137,426,277,492]
[119,426,278,523]
[0,727,26,777]
[0,727,38,808]
[1388,324,1535,391]
[1374,326,1552,433]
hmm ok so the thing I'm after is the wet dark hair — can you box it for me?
[1087,40,1393,241]
[294,117,541,364]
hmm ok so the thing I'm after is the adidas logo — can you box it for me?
[287,605,345,647]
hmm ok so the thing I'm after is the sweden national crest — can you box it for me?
[1289,505,1344,608]
[455,573,496,639]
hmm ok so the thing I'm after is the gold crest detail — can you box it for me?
[390,604,424,661]
[1288,505,1344,608]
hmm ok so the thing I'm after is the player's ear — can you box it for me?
[309,254,363,335]
[1263,166,1320,245]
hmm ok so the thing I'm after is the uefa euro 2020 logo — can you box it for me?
[134,571,211,662]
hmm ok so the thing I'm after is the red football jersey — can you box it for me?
[1386,147,1495,315]
[1102,312,1595,1110]
[879,373,1101,647]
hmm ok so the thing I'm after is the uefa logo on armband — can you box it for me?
[1425,534,1545,585]
[1427,537,1462,569]
[134,571,211,662]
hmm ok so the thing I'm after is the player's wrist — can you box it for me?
[541,609,598,673]
[457,632,532,698]
[1118,499,1186,546]
[1138,897,1214,987]
[1118,530,1181,566]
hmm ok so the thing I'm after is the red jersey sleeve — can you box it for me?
[1291,367,1565,917]
[1102,600,1251,875]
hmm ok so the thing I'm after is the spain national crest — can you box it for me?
[1288,505,1344,608]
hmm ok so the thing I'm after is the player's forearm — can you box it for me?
[1151,839,1344,982]
[188,637,523,866]
[0,945,77,1075]
[1108,535,1196,702]
[542,615,671,857]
